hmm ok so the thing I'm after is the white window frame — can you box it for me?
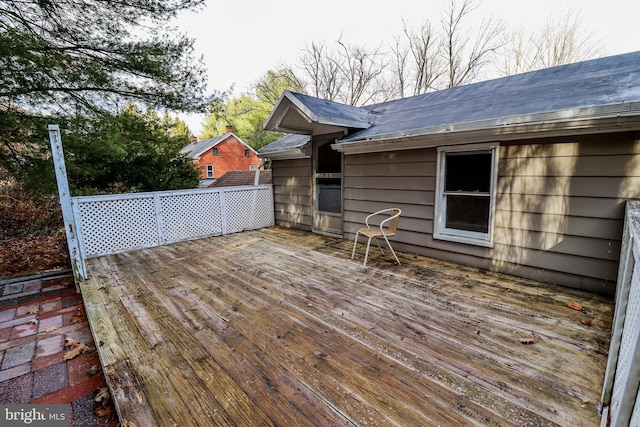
[434,143,499,247]
[206,164,214,178]
[249,165,256,171]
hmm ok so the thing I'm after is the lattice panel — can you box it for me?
[76,197,158,257]
[160,192,223,243]
[224,188,274,233]
[612,256,640,409]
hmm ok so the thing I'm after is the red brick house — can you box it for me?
[180,126,262,186]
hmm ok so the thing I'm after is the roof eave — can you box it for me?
[334,104,640,154]
[259,146,312,160]
[264,91,371,134]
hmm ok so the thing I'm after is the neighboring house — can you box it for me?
[208,170,272,187]
[180,126,262,186]
[260,51,640,296]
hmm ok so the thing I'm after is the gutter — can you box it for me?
[333,102,640,155]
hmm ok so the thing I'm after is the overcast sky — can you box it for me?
[172,0,640,135]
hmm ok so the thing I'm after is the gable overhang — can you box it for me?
[261,147,312,160]
[264,91,371,136]
[333,102,640,155]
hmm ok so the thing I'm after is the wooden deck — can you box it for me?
[80,227,614,426]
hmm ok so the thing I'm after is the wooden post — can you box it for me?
[48,124,87,284]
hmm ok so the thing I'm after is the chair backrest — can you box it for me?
[385,208,401,234]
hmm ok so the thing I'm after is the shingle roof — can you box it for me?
[208,170,272,187]
[341,50,640,143]
[261,51,640,154]
[180,133,258,159]
[179,134,227,159]
[258,133,310,154]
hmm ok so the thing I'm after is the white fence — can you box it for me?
[71,186,274,276]
[600,200,640,426]
[48,125,275,282]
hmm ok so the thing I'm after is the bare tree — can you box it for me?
[442,0,505,88]
[392,19,445,97]
[500,9,605,75]
[297,38,389,106]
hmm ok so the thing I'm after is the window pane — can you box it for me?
[317,143,341,173]
[445,195,489,233]
[445,152,491,192]
[317,178,341,213]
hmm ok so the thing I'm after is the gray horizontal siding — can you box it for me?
[272,158,312,230]
[342,132,640,295]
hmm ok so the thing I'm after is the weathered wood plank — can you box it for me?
[83,227,613,427]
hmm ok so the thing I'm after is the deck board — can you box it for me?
[81,227,613,426]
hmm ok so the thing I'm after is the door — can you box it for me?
[312,136,343,236]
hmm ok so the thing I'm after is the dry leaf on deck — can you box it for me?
[581,318,594,326]
[44,326,57,333]
[566,301,583,311]
[64,343,86,360]
[519,337,535,345]
[27,309,39,315]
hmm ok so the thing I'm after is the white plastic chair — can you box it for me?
[351,208,401,267]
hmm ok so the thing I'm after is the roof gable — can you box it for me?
[263,91,372,135]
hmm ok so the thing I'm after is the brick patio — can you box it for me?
[0,272,118,426]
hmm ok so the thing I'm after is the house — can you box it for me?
[260,51,640,296]
[180,125,262,186]
[208,170,272,187]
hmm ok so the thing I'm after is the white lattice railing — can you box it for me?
[600,200,640,426]
[72,185,274,262]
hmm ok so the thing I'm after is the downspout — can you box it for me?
[249,158,267,229]
[254,158,266,185]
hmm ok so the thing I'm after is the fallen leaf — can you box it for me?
[64,337,81,348]
[64,343,85,360]
[313,350,329,360]
[94,387,110,405]
[44,326,58,333]
[71,314,85,323]
[27,309,39,315]
[519,337,535,345]
[581,318,594,326]
[93,405,112,417]
[566,301,583,311]
[28,318,39,325]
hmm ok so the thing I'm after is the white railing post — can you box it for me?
[153,193,165,245]
[48,124,87,282]
[220,189,228,235]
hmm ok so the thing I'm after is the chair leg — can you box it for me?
[363,236,374,267]
[382,235,401,265]
[351,231,360,260]
[373,237,385,255]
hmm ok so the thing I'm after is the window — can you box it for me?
[434,144,498,247]
[206,164,214,178]
[249,165,256,171]
[212,148,218,156]
[244,149,249,157]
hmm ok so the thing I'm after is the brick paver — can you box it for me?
[1,341,35,370]
[0,272,119,426]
